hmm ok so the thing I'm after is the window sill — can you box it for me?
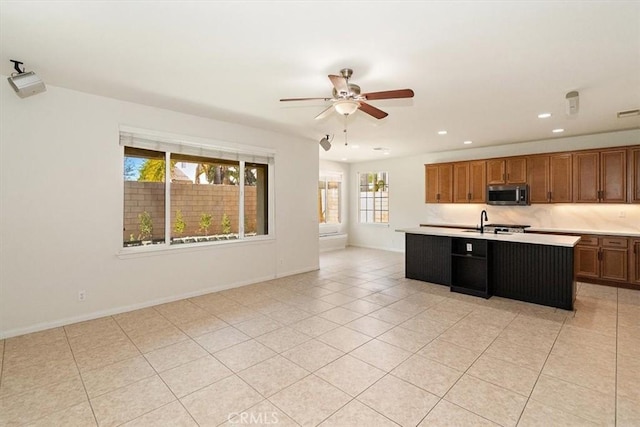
[358,222,390,228]
[117,235,275,259]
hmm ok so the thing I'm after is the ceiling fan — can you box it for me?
[280,68,414,120]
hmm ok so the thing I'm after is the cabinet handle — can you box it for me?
[437,193,440,201]
[548,191,552,201]
[468,192,471,201]
[609,241,621,245]
[598,249,602,261]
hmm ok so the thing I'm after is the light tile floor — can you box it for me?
[1,247,639,426]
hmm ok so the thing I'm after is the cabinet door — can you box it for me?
[600,149,626,203]
[631,239,640,285]
[528,155,550,203]
[469,161,487,203]
[438,164,454,203]
[425,165,439,203]
[573,151,600,203]
[575,245,600,278]
[601,247,628,282]
[630,147,640,203]
[453,162,470,203]
[487,159,506,185]
[549,154,572,203]
[506,157,527,184]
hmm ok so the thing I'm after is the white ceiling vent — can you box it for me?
[617,109,640,119]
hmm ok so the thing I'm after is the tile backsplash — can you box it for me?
[424,203,640,234]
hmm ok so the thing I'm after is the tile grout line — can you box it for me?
[512,311,567,426]
[62,324,100,427]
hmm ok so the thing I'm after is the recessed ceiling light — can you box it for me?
[538,113,552,119]
[437,130,447,135]
[463,140,473,145]
[350,145,360,149]
[552,128,564,133]
[340,157,347,161]
[383,152,390,155]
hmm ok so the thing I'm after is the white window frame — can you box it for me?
[319,172,342,225]
[357,171,389,225]
[118,127,275,256]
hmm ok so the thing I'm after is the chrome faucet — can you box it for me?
[480,210,488,234]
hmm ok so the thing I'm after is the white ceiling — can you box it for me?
[1,1,639,162]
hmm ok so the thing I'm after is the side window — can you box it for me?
[358,171,389,224]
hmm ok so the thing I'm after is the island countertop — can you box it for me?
[398,226,580,247]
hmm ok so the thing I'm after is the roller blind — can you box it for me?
[119,131,274,165]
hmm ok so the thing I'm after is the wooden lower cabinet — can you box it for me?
[631,239,640,285]
[575,235,630,284]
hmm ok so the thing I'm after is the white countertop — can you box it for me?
[399,227,581,247]
[528,227,640,238]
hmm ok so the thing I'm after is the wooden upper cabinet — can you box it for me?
[528,155,551,203]
[487,159,506,185]
[487,158,526,185]
[549,154,572,202]
[629,147,640,203]
[573,149,626,203]
[425,164,453,203]
[573,151,600,202]
[527,154,571,203]
[453,163,470,203]
[601,150,626,203]
[506,157,527,184]
[469,161,487,203]
[453,161,486,203]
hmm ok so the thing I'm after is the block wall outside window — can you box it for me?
[122,139,270,248]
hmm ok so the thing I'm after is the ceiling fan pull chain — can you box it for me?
[344,120,348,146]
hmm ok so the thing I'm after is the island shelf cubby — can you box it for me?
[451,237,490,298]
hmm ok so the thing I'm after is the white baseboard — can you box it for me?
[348,243,405,253]
[320,233,348,252]
[0,268,317,340]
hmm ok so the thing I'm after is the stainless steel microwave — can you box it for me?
[487,185,530,205]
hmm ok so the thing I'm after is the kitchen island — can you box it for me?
[399,227,581,310]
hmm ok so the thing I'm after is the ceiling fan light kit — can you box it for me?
[333,99,360,116]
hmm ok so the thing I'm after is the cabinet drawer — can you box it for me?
[579,236,599,246]
[602,237,628,248]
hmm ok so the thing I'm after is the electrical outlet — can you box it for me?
[78,290,86,302]
[619,211,626,218]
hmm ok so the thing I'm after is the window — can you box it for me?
[121,131,272,248]
[318,173,342,224]
[358,171,389,223]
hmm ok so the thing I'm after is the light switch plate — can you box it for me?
[466,243,472,252]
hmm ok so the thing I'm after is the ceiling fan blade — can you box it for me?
[328,75,349,95]
[314,105,335,120]
[280,97,332,102]
[358,102,388,119]
[362,89,415,100]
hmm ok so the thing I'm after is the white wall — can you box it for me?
[0,81,319,338]
[349,130,640,251]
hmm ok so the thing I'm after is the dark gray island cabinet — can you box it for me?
[402,227,580,310]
